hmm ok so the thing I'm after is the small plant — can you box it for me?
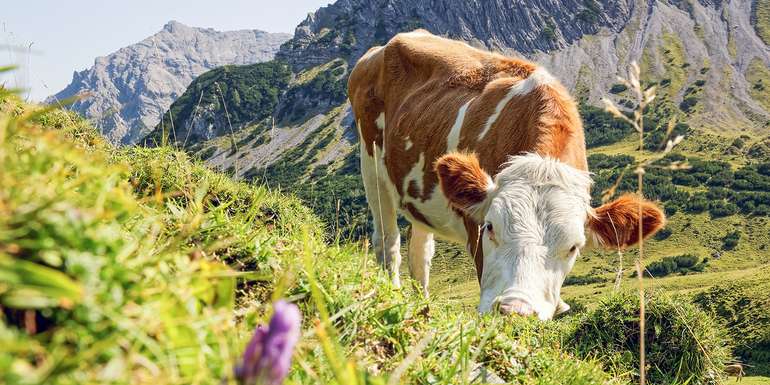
[610,83,629,94]
[722,230,741,250]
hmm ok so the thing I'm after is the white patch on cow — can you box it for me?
[402,153,425,196]
[476,153,592,320]
[477,67,555,141]
[404,137,413,150]
[447,98,474,152]
[375,113,385,131]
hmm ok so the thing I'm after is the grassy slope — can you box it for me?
[754,0,770,45]
[1,96,738,384]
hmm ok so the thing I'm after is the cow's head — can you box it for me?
[435,152,665,320]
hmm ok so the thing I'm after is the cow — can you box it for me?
[347,30,665,320]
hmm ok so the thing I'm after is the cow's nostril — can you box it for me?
[498,298,535,317]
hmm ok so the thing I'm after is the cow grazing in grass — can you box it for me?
[348,30,665,320]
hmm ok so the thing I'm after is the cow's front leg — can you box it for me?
[408,226,434,296]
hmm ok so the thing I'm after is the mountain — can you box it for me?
[153,0,770,230]
[49,21,291,144]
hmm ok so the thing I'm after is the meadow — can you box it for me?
[1,67,768,385]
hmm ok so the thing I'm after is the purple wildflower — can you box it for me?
[235,300,301,385]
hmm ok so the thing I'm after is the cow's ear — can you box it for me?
[435,152,495,221]
[587,193,666,249]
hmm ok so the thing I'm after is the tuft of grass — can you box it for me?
[693,271,770,376]
[745,58,770,113]
[570,291,732,385]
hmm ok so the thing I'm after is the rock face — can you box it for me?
[274,0,769,132]
[277,0,636,71]
[49,21,290,144]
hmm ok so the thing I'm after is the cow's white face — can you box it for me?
[476,162,591,320]
[435,152,665,320]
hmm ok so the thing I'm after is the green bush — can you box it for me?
[638,254,706,278]
[609,83,628,94]
[564,273,608,286]
[570,292,732,385]
[722,231,741,250]
[693,275,770,375]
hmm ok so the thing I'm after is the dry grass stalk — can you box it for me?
[600,61,688,385]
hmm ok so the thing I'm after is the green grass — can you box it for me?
[0,91,739,384]
[754,0,770,45]
[745,58,770,113]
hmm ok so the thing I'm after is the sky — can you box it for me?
[1,0,331,101]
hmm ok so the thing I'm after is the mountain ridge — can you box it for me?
[49,21,290,144]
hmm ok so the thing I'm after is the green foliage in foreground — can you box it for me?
[0,99,319,383]
[0,96,733,384]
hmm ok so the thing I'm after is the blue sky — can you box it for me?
[2,0,330,101]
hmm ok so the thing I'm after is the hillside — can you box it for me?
[6,87,768,383]
[48,21,290,144]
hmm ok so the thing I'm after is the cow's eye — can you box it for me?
[485,222,497,244]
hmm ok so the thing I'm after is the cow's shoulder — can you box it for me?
[383,30,538,90]
[348,45,385,98]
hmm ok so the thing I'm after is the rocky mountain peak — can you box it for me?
[49,21,291,144]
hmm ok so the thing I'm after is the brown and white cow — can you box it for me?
[348,30,665,320]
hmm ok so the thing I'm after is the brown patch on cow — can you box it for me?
[405,202,432,228]
[447,58,536,90]
[348,47,386,156]
[435,152,492,216]
[588,193,666,249]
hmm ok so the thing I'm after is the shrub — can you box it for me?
[144,61,292,146]
[570,292,731,385]
[640,254,706,277]
[709,200,739,218]
[693,276,770,375]
[653,227,672,240]
[679,96,699,112]
[722,231,741,250]
[580,103,634,148]
[609,83,628,94]
[564,273,607,286]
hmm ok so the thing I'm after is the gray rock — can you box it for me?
[48,21,290,144]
